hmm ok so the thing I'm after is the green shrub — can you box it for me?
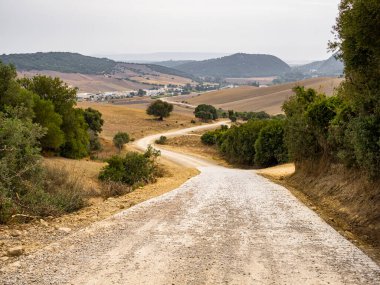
[155,136,167,145]
[194,104,218,121]
[201,132,217,145]
[0,115,45,223]
[254,120,288,167]
[99,146,161,187]
[219,120,269,165]
[113,132,130,151]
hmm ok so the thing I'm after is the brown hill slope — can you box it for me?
[187,77,343,114]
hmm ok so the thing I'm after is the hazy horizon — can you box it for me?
[0,0,340,62]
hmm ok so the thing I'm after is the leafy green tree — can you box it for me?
[146,100,173,120]
[84,108,104,152]
[328,0,380,177]
[59,109,90,159]
[113,132,130,151]
[32,96,64,151]
[84,108,104,133]
[194,104,218,121]
[20,75,90,158]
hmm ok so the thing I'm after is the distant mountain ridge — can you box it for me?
[171,53,291,78]
[294,55,344,76]
[0,52,116,74]
[0,52,195,80]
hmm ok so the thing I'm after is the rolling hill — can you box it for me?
[294,55,344,76]
[0,52,196,92]
[173,53,291,78]
[180,77,343,114]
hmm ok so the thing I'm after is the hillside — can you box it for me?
[294,55,344,76]
[174,53,291,78]
[1,52,196,92]
[153,60,196,68]
[0,52,116,74]
[183,77,342,114]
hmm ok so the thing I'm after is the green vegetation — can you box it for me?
[146,100,174,120]
[201,120,287,167]
[283,0,380,179]
[84,107,104,152]
[155,136,168,145]
[254,120,288,167]
[194,104,218,122]
[99,146,161,187]
[18,74,91,158]
[0,52,116,74]
[0,61,96,223]
[175,53,290,78]
[113,132,130,152]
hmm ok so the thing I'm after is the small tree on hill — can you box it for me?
[138,89,146,97]
[146,100,173,120]
[113,132,130,152]
[194,104,218,122]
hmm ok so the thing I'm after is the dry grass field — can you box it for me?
[161,134,230,167]
[77,101,199,141]
[18,68,193,93]
[186,77,343,114]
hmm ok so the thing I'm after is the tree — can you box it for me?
[84,108,104,152]
[146,100,173,120]
[328,0,380,177]
[32,96,64,151]
[137,89,146,97]
[113,132,130,152]
[20,75,90,158]
[194,104,218,121]
[84,108,104,134]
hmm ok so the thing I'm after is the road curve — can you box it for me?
[1,123,379,285]
[134,121,229,168]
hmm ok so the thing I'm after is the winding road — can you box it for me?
[1,122,379,285]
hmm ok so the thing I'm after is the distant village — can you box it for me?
[76,83,236,102]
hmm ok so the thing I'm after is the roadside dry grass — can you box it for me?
[0,156,198,267]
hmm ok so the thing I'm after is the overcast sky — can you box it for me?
[0,0,340,62]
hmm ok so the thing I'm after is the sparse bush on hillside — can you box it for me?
[155,136,167,145]
[99,146,162,187]
[113,132,130,152]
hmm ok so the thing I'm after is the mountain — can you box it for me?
[294,55,344,76]
[172,53,291,78]
[0,52,197,92]
[153,60,196,68]
[0,52,116,74]
[96,52,229,62]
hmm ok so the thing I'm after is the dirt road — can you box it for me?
[1,123,379,284]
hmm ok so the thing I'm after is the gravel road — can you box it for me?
[1,123,379,284]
